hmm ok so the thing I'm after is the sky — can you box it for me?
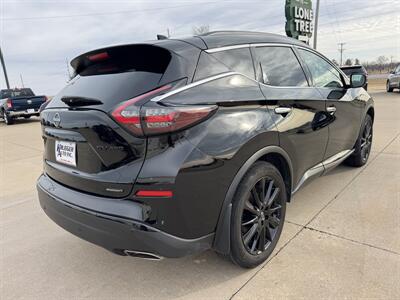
[0,0,399,95]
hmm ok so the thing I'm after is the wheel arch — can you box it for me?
[212,145,293,255]
[366,106,375,123]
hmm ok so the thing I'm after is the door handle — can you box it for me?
[326,105,336,115]
[274,107,292,115]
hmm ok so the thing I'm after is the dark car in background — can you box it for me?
[340,65,368,91]
[387,64,400,92]
[37,31,374,268]
[0,88,47,125]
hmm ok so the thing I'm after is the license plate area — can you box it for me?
[55,141,76,167]
[27,108,35,113]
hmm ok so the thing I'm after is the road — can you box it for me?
[1,90,399,299]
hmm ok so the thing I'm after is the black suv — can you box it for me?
[37,31,374,268]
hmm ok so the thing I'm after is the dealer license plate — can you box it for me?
[55,141,76,166]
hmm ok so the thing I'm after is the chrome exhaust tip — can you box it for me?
[123,250,163,260]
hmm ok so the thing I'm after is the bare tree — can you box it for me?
[377,55,389,73]
[193,25,210,35]
[355,58,360,65]
[331,59,339,66]
[344,58,353,66]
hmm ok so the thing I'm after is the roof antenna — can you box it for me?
[157,34,168,40]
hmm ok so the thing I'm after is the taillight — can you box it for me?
[141,105,216,135]
[112,85,217,136]
[6,99,12,109]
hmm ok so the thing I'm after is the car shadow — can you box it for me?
[40,236,253,298]
[0,116,41,126]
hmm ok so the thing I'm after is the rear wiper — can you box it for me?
[61,96,103,107]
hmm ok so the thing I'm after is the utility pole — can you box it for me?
[313,0,320,50]
[167,28,171,38]
[338,42,346,66]
[0,46,10,89]
[20,74,25,88]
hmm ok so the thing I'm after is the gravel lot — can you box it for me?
[1,90,399,299]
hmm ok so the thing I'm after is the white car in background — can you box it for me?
[387,64,400,92]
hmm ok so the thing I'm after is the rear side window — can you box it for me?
[211,48,255,79]
[253,46,308,87]
[194,47,255,81]
[298,49,343,88]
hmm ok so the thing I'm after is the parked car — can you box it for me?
[37,31,374,268]
[340,65,368,90]
[0,88,47,125]
[387,64,400,92]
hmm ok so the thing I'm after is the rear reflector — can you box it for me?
[136,190,173,197]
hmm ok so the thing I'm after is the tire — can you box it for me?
[230,161,286,268]
[3,112,14,125]
[345,114,373,167]
[386,81,393,92]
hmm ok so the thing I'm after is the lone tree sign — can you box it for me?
[285,0,314,44]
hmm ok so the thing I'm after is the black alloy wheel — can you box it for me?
[241,177,282,255]
[230,161,286,268]
[345,114,373,167]
[360,118,373,162]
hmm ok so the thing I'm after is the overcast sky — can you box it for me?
[0,0,399,95]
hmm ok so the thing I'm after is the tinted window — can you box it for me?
[253,46,308,87]
[298,49,343,88]
[162,74,264,105]
[211,48,255,79]
[1,88,35,98]
[194,52,230,81]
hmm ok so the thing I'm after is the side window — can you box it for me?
[194,52,230,81]
[253,46,308,87]
[193,48,255,81]
[211,48,255,79]
[298,49,343,88]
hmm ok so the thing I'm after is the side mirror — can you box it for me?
[350,74,366,88]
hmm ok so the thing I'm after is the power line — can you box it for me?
[0,2,219,21]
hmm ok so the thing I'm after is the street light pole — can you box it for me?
[0,46,10,89]
[313,0,320,49]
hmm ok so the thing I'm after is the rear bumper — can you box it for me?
[36,174,213,258]
[8,109,40,117]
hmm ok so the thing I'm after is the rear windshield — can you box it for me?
[1,88,34,98]
[50,45,174,111]
[72,45,171,76]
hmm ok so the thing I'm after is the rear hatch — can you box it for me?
[42,43,193,198]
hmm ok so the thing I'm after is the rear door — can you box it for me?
[296,47,361,160]
[252,45,330,189]
[42,44,193,198]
